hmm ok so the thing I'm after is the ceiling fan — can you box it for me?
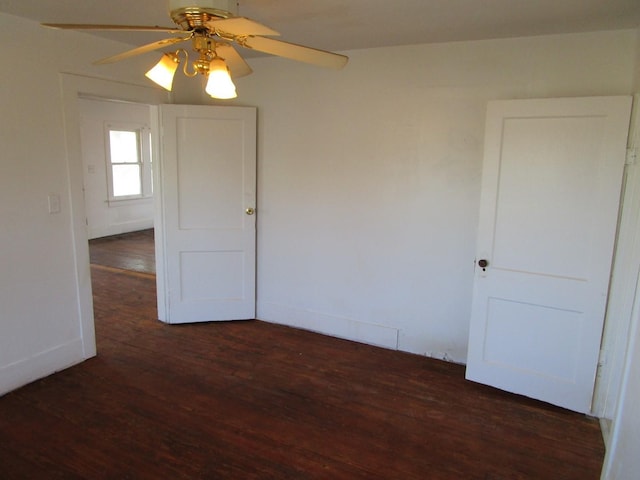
[42,0,349,99]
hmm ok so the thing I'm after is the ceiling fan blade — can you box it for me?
[206,17,279,36]
[94,36,191,65]
[42,23,185,33]
[240,36,348,70]
[216,43,253,78]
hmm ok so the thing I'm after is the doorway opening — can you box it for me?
[61,73,168,362]
[78,98,154,240]
[77,96,159,335]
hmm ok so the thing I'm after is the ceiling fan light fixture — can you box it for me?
[205,56,237,99]
[145,52,180,91]
[45,1,348,100]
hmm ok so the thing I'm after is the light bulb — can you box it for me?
[205,57,237,99]
[145,53,179,91]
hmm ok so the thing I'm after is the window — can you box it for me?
[105,123,152,202]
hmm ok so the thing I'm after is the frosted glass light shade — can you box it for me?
[205,57,237,99]
[145,54,179,91]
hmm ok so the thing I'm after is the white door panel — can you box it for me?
[155,104,256,323]
[466,96,631,413]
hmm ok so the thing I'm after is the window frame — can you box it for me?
[104,122,153,204]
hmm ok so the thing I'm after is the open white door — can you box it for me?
[154,104,256,323]
[466,96,631,413]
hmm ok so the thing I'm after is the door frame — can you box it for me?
[595,95,640,423]
[61,74,168,358]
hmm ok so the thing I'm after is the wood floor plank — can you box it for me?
[0,231,605,479]
[89,229,155,274]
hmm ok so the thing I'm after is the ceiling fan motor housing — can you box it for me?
[169,0,238,18]
[168,0,239,29]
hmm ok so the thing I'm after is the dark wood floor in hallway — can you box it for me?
[88,228,155,274]
[0,231,605,479]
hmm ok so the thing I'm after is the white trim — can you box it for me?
[260,302,400,350]
[150,106,169,321]
[88,218,154,240]
[593,94,640,421]
[600,267,640,479]
[104,121,153,203]
[0,339,85,395]
[600,418,612,446]
[60,73,168,359]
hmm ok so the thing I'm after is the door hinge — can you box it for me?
[626,148,637,165]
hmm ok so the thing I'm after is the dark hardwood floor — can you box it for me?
[0,231,605,479]
[89,228,155,274]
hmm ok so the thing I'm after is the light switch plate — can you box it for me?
[48,194,61,214]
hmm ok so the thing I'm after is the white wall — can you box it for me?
[0,12,159,394]
[233,30,637,362]
[79,98,154,239]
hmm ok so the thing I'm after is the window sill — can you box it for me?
[107,196,153,208]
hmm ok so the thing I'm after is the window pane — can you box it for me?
[112,164,141,197]
[109,130,139,164]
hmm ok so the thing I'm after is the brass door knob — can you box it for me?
[245,208,255,215]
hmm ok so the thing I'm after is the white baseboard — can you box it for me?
[0,338,88,396]
[258,302,399,350]
[600,417,612,449]
[88,219,154,240]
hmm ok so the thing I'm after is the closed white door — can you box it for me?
[155,104,256,323]
[466,96,631,413]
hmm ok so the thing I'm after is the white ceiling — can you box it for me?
[0,0,639,58]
